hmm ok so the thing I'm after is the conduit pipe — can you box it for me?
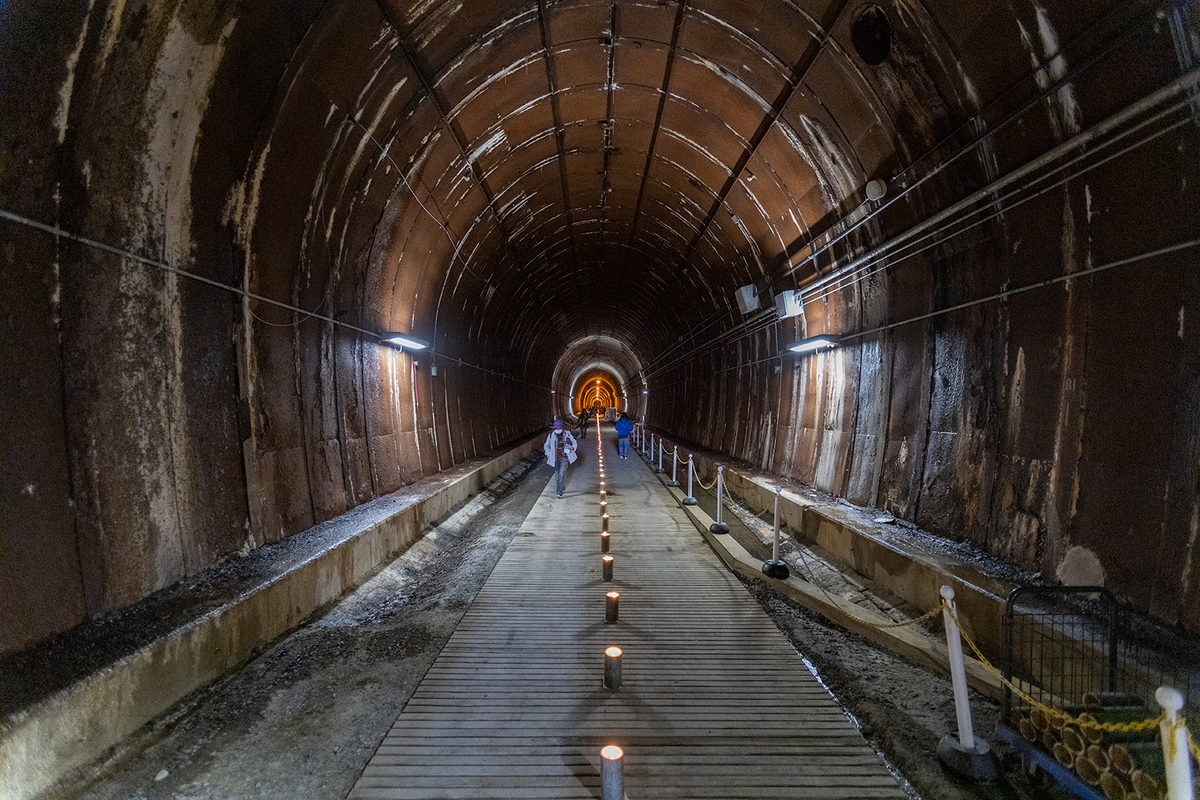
[793,66,1200,301]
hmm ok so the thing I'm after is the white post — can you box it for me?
[657,441,663,472]
[772,486,781,562]
[940,585,976,751]
[1157,686,1195,800]
[709,466,730,533]
[683,454,697,505]
[716,467,724,524]
[669,446,679,486]
[761,486,789,578]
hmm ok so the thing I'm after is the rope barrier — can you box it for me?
[675,451,689,464]
[946,605,1167,736]
[688,457,1199,781]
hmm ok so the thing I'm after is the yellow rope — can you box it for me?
[696,474,717,490]
[947,604,1164,735]
[676,451,689,464]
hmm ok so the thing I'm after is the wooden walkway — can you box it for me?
[349,425,905,799]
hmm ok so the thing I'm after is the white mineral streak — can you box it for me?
[55,0,96,144]
[1017,5,1081,140]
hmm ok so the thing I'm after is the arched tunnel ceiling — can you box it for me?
[5,0,1199,656]
[253,0,1003,381]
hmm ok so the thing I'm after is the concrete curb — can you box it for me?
[1,436,542,800]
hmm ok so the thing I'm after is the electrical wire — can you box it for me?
[0,206,554,391]
[836,236,1200,345]
[798,98,1197,307]
[778,2,1161,284]
[644,70,1198,379]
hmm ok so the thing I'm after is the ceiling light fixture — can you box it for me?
[382,333,428,350]
[788,335,840,354]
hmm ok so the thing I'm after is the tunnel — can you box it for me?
[2,0,1199,797]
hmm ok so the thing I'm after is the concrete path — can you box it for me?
[348,424,905,799]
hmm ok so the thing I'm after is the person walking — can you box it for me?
[615,413,633,459]
[544,419,578,498]
[577,407,589,438]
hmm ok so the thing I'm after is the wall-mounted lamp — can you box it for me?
[788,335,839,354]
[382,333,428,350]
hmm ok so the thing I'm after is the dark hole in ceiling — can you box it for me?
[850,6,892,66]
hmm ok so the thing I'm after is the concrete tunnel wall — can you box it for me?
[1,0,1198,657]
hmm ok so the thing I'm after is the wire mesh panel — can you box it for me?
[1001,586,1200,798]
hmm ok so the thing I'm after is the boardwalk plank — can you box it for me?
[348,429,904,799]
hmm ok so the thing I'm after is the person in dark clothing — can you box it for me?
[615,413,633,458]
[577,408,589,438]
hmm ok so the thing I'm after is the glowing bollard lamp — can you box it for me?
[601,745,625,800]
[761,486,790,579]
[603,647,622,689]
[602,554,614,582]
[600,531,610,553]
[605,591,619,623]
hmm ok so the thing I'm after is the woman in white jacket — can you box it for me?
[543,419,578,498]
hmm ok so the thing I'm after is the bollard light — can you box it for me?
[602,554,614,581]
[605,591,619,623]
[600,531,610,553]
[603,647,622,689]
[602,513,609,531]
[601,745,625,799]
[762,486,790,579]
[600,499,607,509]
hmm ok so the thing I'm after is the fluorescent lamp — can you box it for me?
[788,335,839,354]
[642,389,648,394]
[382,333,428,350]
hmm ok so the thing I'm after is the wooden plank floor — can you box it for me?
[349,425,905,799]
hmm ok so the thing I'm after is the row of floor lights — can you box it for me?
[596,419,624,798]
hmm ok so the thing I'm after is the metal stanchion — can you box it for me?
[936,585,997,781]
[605,591,619,624]
[709,466,729,534]
[668,446,680,486]
[762,486,790,579]
[603,647,622,689]
[649,433,655,460]
[656,442,664,473]
[683,454,697,505]
[1157,687,1195,800]
[601,745,625,799]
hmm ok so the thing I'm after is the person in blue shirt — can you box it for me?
[615,413,633,459]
